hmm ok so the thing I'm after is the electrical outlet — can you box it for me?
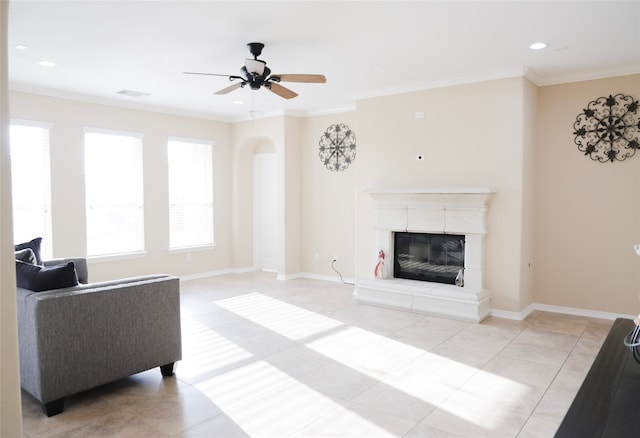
[634,244,640,256]
[186,253,192,262]
[332,254,338,262]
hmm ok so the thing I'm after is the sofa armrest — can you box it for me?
[44,258,88,284]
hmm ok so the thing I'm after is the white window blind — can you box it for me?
[9,121,53,259]
[84,129,144,257]
[168,137,214,249]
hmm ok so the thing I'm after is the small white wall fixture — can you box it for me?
[355,187,495,322]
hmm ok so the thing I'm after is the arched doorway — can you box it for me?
[253,152,278,271]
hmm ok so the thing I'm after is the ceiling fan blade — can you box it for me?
[271,74,326,83]
[214,83,243,95]
[183,72,231,77]
[267,82,298,99]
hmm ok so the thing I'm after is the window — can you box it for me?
[84,128,144,257]
[9,121,53,259]
[167,137,214,249]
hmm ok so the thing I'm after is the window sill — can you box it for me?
[169,245,216,255]
[88,251,148,263]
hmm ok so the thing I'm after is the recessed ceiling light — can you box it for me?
[529,42,548,50]
[15,45,28,50]
[37,60,57,67]
[233,100,245,105]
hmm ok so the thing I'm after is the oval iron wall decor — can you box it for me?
[573,93,639,163]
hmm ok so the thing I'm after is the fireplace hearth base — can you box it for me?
[354,279,491,323]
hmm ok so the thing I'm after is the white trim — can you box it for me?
[301,272,356,284]
[169,244,216,255]
[490,302,636,321]
[278,272,355,283]
[83,126,144,139]
[88,251,147,263]
[179,266,259,282]
[10,118,53,129]
[305,106,356,118]
[531,303,635,321]
[490,304,535,321]
[11,65,640,125]
[533,64,640,87]
[277,272,304,281]
[167,136,215,146]
[175,268,637,321]
[179,268,355,285]
[10,82,233,123]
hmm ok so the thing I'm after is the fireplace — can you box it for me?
[354,187,495,322]
[394,232,465,285]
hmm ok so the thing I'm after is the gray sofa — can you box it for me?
[16,258,182,416]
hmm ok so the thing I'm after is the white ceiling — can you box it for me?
[8,1,640,122]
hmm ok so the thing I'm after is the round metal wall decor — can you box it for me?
[318,123,356,171]
[573,93,639,163]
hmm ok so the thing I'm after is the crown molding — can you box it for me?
[9,82,234,123]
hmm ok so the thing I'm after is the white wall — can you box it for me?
[301,113,357,280]
[231,115,304,277]
[231,116,285,272]
[1,0,24,434]
[8,72,640,318]
[534,74,640,314]
[354,77,531,312]
[519,78,538,311]
[10,91,232,281]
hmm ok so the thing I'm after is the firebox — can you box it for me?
[393,232,465,285]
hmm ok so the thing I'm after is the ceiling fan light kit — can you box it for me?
[184,42,326,100]
[245,58,266,75]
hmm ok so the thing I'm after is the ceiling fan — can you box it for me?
[183,42,326,99]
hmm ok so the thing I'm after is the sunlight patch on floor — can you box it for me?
[195,360,403,437]
[439,368,533,429]
[179,318,253,379]
[214,292,344,341]
[204,292,535,434]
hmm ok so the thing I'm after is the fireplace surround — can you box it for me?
[354,187,495,322]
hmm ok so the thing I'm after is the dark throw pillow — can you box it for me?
[16,260,79,292]
[15,248,37,265]
[14,237,44,266]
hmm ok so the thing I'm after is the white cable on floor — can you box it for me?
[331,260,354,285]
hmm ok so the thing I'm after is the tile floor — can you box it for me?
[21,271,613,437]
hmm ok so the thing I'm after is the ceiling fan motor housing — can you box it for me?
[247,42,264,58]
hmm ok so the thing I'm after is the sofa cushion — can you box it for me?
[16,260,79,292]
[15,237,44,266]
[15,248,37,265]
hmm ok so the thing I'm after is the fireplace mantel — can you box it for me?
[355,187,495,322]
[365,187,495,204]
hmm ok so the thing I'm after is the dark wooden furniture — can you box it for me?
[556,318,640,437]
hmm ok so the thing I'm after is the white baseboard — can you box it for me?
[531,303,636,321]
[490,304,536,321]
[180,268,353,284]
[299,272,356,285]
[276,272,303,281]
[490,302,636,321]
[180,269,636,322]
[179,266,259,282]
